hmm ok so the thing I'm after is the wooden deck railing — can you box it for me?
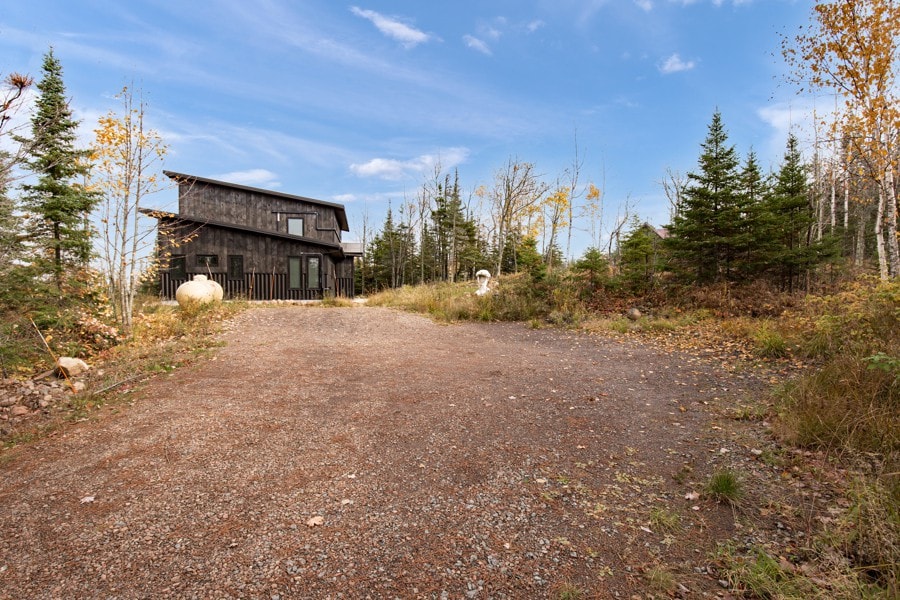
[159,273,354,301]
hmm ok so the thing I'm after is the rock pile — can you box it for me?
[0,377,68,420]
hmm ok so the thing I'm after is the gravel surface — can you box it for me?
[0,306,784,599]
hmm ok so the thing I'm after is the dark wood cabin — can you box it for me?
[144,171,362,300]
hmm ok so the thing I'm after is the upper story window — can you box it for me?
[287,217,304,236]
[197,254,218,267]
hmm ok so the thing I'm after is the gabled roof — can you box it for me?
[641,222,670,239]
[164,170,349,232]
[139,209,343,250]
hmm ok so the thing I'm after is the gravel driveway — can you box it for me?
[0,306,769,599]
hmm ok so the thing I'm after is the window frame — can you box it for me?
[196,254,219,268]
[227,255,244,280]
[287,217,304,237]
[306,255,321,290]
[168,255,186,279]
[288,256,302,289]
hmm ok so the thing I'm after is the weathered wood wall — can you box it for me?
[177,180,341,245]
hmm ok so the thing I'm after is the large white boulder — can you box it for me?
[176,274,223,305]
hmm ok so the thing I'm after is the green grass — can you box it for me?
[553,581,584,600]
[649,506,682,534]
[705,468,744,505]
[645,565,677,594]
[752,321,788,358]
[720,546,819,600]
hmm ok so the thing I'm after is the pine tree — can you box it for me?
[0,177,21,278]
[18,49,98,289]
[619,218,666,293]
[766,134,818,292]
[666,111,742,284]
[430,171,485,282]
[735,150,772,278]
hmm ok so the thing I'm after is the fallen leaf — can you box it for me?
[80,496,95,504]
[685,492,700,501]
[306,516,324,527]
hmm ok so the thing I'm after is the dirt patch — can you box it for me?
[0,306,821,598]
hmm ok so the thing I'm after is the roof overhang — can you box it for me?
[139,208,343,250]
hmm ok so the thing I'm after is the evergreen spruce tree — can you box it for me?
[18,48,98,289]
[0,175,22,279]
[367,206,416,289]
[767,134,818,292]
[667,111,742,283]
[619,218,665,293]
[430,171,485,282]
[735,150,772,278]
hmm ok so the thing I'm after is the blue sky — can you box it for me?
[2,0,817,257]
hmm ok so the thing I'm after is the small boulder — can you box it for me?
[626,307,642,321]
[56,357,90,378]
[10,405,29,417]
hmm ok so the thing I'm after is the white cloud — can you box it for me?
[634,0,653,10]
[659,53,695,74]
[350,147,469,180]
[757,100,824,164]
[526,20,545,33]
[350,6,431,48]
[463,35,492,56]
[483,26,503,40]
[213,168,281,188]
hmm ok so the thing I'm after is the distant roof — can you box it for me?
[341,241,364,256]
[641,222,670,239]
[164,170,349,232]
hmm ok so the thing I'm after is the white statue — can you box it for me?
[475,269,491,296]
[176,274,224,305]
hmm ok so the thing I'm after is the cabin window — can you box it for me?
[287,217,304,236]
[227,255,244,280]
[288,257,302,289]
[197,254,218,267]
[307,256,321,289]
[169,255,186,279]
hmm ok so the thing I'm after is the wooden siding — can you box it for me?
[177,180,341,245]
[158,222,339,275]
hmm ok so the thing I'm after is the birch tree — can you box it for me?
[784,0,900,278]
[489,158,548,275]
[0,72,33,278]
[89,86,167,333]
